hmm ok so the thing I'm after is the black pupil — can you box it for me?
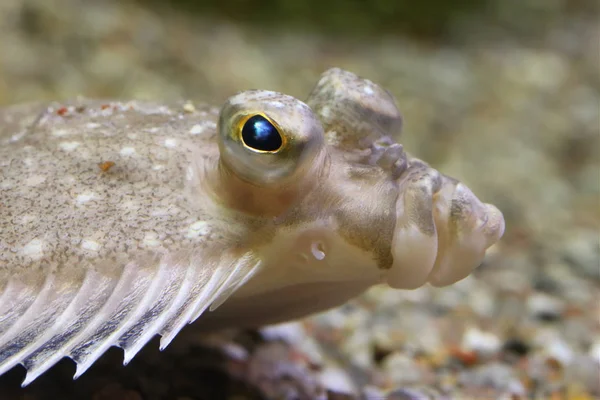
[241,115,282,152]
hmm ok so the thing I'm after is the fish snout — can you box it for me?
[387,164,505,290]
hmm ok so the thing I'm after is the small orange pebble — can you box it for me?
[289,348,312,366]
[448,346,479,366]
[546,360,565,382]
[56,107,68,116]
[315,327,343,343]
[564,305,584,317]
[546,357,564,370]
[98,161,115,172]
[301,320,315,334]
[548,391,570,400]
[100,104,111,110]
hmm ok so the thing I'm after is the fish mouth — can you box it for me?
[386,167,505,290]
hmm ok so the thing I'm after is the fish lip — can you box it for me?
[385,170,506,290]
[386,184,438,290]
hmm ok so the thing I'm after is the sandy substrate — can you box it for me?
[0,0,598,399]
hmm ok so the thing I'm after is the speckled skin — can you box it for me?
[0,68,505,385]
[1,101,221,273]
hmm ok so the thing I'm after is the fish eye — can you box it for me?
[240,114,283,153]
[217,90,325,188]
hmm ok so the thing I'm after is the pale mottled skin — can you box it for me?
[1,101,222,272]
[0,68,505,385]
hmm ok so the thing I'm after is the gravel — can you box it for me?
[0,0,598,399]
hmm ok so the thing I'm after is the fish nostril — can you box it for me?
[311,241,326,260]
[377,143,404,169]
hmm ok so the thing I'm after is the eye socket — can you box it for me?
[240,114,283,152]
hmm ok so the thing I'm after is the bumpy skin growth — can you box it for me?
[0,68,505,385]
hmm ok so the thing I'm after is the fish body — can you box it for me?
[0,68,505,385]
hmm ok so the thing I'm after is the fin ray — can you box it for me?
[0,250,261,386]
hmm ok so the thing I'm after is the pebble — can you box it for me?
[361,385,386,400]
[566,355,600,396]
[318,367,357,396]
[261,321,308,344]
[341,328,373,370]
[386,388,431,400]
[382,352,423,386]
[545,337,575,366]
[459,362,521,392]
[590,340,600,364]
[467,285,496,318]
[0,1,598,399]
[561,229,600,281]
[461,326,502,358]
[501,338,530,358]
[527,292,566,321]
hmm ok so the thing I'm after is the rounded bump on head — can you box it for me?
[306,68,403,147]
[218,90,325,186]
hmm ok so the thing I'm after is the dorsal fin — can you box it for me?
[0,251,261,386]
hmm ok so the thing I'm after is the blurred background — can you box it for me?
[0,0,598,399]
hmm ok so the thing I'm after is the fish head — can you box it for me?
[203,68,505,304]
